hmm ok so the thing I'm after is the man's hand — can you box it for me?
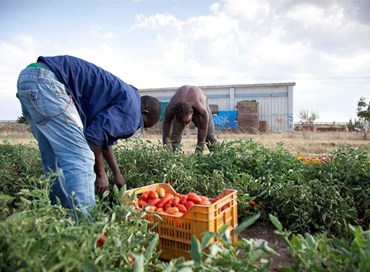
[90,144,109,195]
[195,142,206,153]
[95,173,109,195]
[113,172,125,189]
[163,143,173,151]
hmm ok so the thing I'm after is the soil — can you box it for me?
[239,221,293,271]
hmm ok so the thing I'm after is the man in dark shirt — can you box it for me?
[162,85,218,153]
[17,55,160,218]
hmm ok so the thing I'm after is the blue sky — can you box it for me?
[1,0,370,122]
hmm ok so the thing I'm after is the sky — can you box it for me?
[1,0,370,123]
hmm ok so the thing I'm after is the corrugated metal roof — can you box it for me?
[140,82,296,92]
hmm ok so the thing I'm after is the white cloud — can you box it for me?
[220,0,270,23]
[130,0,370,121]
[322,51,370,74]
[1,0,369,122]
[134,13,182,31]
[285,3,341,27]
[89,25,114,39]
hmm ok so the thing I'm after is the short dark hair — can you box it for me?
[174,102,193,122]
[141,95,161,127]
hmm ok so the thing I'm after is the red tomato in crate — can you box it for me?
[171,196,180,206]
[180,195,188,204]
[157,187,166,198]
[165,206,179,214]
[175,203,187,213]
[199,200,212,205]
[157,193,174,208]
[199,195,210,202]
[172,211,184,217]
[148,198,161,206]
[164,202,171,210]
[139,191,149,202]
[148,190,159,199]
[186,201,194,210]
[187,193,202,204]
[156,207,164,213]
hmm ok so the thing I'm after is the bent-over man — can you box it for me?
[162,85,218,153]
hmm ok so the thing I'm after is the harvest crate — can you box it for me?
[125,183,238,260]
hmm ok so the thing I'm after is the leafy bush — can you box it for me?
[0,179,277,271]
[271,214,370,272]
[0,141,43,196]
[0,182,162,271]
[0,140,369,270]
[113,139,370,236]
[2,139,368,236]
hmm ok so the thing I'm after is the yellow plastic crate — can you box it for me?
[125,183,238,260]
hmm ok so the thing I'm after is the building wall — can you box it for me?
[140,82,295,132]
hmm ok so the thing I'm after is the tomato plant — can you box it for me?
[1,139,369,271]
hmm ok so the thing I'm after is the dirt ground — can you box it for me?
[139,129,369,156]
[239,222,293,271]
[1,128,369,157]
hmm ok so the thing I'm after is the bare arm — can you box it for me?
[102,145,125,189]
[90,144,109,195]
[191,90,209,152]
[195,109,209,153]
[162,106,174,148]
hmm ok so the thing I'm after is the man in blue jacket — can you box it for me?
[17,55,160,218]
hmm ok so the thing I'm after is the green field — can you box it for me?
[1,130,369,271]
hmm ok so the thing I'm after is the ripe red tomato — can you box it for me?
[185,201,194,210]
[171,196,180,206]
[128,255,135,266]
[148,190,159,199]
[187,193,202,204]
[165,206,179,214]
[96,233,107,247]
[175,203,187,213]
[199,200,212,205]
[157,193,174,208]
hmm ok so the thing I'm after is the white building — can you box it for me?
[140,82,295,132]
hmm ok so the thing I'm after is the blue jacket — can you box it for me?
[38,55,143,147]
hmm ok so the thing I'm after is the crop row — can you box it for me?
[0,139,369,271]
[1,139,369,235]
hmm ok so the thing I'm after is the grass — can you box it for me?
[142,128,369,155]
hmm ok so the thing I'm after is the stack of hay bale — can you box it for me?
[258,120,267,133]
[237,101,259,133]
[209,104,219,114]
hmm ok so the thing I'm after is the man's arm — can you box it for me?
[90,144,109,195]
[162,106,174,149]
[195,109,209,153]
[191,91,209,153]
[102,145,125,189]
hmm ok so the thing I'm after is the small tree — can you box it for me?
[357,97,370,140]
[347,118,363,132]
[16,113,28,124]
[298,110,319,125]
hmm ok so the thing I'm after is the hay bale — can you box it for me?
[209,104,219,114]
[238,113,259,129]
[237,101,258,114]
[259,121,267,132]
